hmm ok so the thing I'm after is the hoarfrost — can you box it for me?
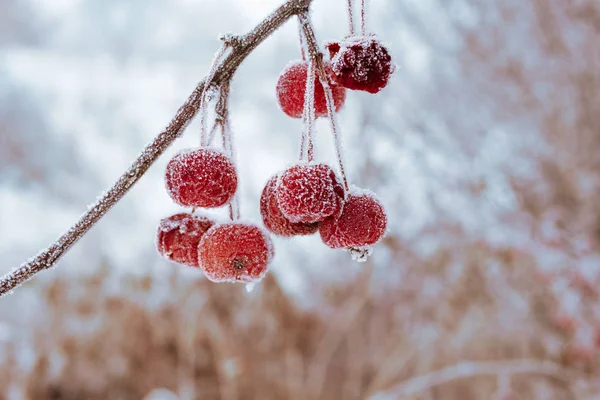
[349,246,373,262]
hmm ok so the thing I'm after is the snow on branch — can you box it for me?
[0,0,314,299]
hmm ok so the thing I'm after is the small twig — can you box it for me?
[207,118,221,147]
[199,43,229,146]
[303,58,316,162]
[216,83,241,221]
[299,12,350,190]
[361,0,367,35]
[347,0,356,35]
[298,19,307,61]
[368,359,578,399]
[0,0,314,299]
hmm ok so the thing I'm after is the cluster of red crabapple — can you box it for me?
[156,7,395,285]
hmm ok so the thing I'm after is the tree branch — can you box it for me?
[0,0,313,299]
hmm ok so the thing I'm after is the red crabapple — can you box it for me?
[327,36,394,94]
[320,190,387,250]
[156,213,214,267]
[276,60,346,118]
[277,163,346,224]
[198,223,274,283]
[260,175,319,237]
[165,148,237,208]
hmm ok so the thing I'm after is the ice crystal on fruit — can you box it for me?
[320,191,387,250]
[327,35,395,94]
[276,60,346,119]
[156,213,214,267]
[164,147,238,208]
[198,223,274,283]
[277,163,345,224]
[260,175,319,237]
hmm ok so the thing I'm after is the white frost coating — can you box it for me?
[220,103,241,220]
[298,11,351,189]
[349,245,373,262]
[302,59,317,162]
[330,35,396,88]
[245,282,256,293]
[348,184,378,198]
[199,43,228,146]
[321,74,350,190]
[348,186,391,239]
[360,0,368,35]
[346,0,356,35]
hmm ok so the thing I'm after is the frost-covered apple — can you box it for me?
[277,163,345,224]
[327,36,394,94]
[276,60,346,118]
[198,223,274,283]
[165,147,238,208]
[260,174,319,237]
[320,190,387,249]
[156,213,214,267]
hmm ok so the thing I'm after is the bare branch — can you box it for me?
[0,0,313,299]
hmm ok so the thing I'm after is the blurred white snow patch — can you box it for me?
[222,358,240,377]
[0,322,11,343]
[29,0,83,17]
[143,388,179,400]
[245,282,256,293]
[0,187,77,262]
[6,386,26,400]
[231,0,284,18]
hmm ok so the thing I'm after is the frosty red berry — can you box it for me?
[198,223,274,283]
[260,175,319,237]
[277,163,345,224]
[320,190,387,249]
[276,60,346,118]
[154,11,393,284]
[156,213,214,267]
[327,36,394,94]
[165,147,238,208]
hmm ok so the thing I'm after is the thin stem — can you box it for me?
[217,84,241,221]
[298,19,307,61]
[298,116,307,162]
[347,0,356,35]
[361,0,367,35]
[207,119,221,147]
[303,58,316,162]
[200,43,228,146]
[0,0,314,299]
[299,12,350,190]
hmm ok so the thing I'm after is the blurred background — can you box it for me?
[1,0,600,398]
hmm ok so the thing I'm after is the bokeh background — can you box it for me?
[1,0,600,399]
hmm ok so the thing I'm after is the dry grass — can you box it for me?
[1,234,597,400]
